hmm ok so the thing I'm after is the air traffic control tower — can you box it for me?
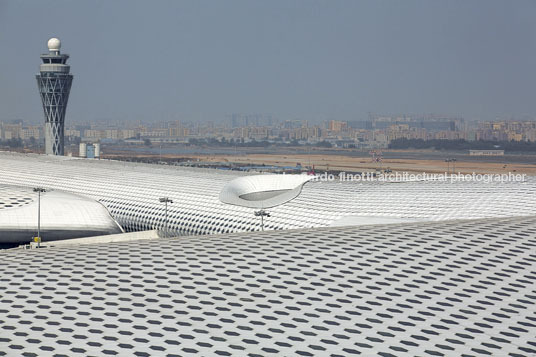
[36,38,73,155]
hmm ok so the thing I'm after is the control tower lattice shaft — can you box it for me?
[36,38,73,156]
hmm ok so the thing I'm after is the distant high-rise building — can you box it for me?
[36,38,73,155]
[328,120,347,132]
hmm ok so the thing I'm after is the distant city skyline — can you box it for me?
[1,0,536,123]
[5,115,536,150]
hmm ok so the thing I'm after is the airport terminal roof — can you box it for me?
[0,152,536,236]
[0,184,123,243]
[0,215,535,356]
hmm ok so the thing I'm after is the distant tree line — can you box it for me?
[0,137,48,149]
[0,138,24,148]
[388,138,536,152]
[186,137,332,148]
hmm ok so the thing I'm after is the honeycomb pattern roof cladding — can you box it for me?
[0,185,35,210]
[0,152,536,236]
[0,184,124,243]
[1,216,535,356]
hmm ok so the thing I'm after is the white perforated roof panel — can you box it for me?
[0,216,535,356]
[0,152,535,237]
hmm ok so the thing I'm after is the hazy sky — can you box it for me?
[1,0,535,123]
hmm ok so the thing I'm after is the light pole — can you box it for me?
[254,209,271,231]
[451,158,457,175]
[159,197,173,237]
[33,187,46,248]
[445,158,452,175]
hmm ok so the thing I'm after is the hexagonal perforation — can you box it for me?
[1,215,536,355]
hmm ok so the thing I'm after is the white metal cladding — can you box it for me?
[0,216,534,356]
[219,174,313,208]
[0,185,123,243]
[1,152,536,236]
[0,185,34,210]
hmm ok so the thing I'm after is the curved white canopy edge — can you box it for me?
[219,174,313,209]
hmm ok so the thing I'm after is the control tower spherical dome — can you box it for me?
[47,38,61,51]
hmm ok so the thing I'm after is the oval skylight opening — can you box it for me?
[220,174,313,209]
